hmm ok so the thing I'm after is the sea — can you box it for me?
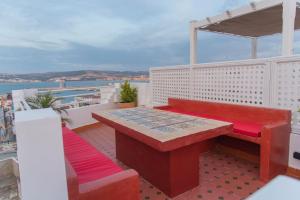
[0,80,146,103]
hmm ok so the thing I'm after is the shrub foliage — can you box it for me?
[120,81,137,103]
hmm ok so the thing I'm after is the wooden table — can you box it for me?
[92,107,232,197]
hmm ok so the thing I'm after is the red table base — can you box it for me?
[115,130,200,197]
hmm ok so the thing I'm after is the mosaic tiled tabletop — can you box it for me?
[94,107,231,142]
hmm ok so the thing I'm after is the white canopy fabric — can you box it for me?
[198,4,300,37]
[190,0,299,64]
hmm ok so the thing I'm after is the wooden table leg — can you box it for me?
[115,130,200,197]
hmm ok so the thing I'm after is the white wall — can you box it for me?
[15,108,68,200]
[65,83,152,129]
[289,133,300,169]
[66,103,117,129]
[132,82,152,107]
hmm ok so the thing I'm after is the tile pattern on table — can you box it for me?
[94,107,231,142]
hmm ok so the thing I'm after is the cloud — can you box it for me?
[0,1,140,50]
[0,0,235,50]
[0,0,289,73]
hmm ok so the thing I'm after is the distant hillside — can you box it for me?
[0,70,149,82]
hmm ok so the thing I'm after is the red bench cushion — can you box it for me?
[63,127,122,184]
[157,107,262,137]
[232,121,262,137]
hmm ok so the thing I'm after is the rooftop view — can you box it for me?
[1,0,300,200]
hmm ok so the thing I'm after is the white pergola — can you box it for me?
[190,0,300,64]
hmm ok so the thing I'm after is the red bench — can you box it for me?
[62,127,140,200]
[156,98,291,182]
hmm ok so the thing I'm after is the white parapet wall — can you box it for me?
[65,103,118,129]
[65,83,152,130]
[132,82,152,107]
[15,108,68,200]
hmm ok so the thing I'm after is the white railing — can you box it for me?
[37,85,118,108]
[12,89,36,111]
[39,86,99,93]
[57,92,101,108]
[150,55,300,113]
[12,82,152,129]
[12,82,152,110]
[14,98,31,111]
[56,85,118,108]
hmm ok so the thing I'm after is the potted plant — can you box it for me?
[118,80,137,109]
[26,92,71,126]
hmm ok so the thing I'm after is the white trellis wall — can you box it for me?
[150,55,300,112]
[271,57,300,110]
[192,60,270,106]
[151,65,191,105]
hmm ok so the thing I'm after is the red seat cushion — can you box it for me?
[156,107,262,137]
[62,127,122,184]
[231,121,262,137]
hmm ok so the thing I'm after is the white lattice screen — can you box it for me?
[150,56,300,112]
[272,59,300,110]
[192,63,270,106]
[151,67,190,105]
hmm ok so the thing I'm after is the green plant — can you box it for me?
[120,81,137,103]
[26,92,71,124]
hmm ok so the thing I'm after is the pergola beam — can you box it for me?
[282,0,297,56]
[251,38,257,59]
[190,21,198,65]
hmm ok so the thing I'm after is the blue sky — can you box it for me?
[0,0,299,73]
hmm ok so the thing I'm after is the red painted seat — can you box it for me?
[63,127,140,200]
[156,98,291,182]
[63,127,122,184]
[158,106,262,137]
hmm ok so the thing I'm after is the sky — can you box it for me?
[0,0,299,74]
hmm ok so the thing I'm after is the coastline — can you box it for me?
[0,80,148,94]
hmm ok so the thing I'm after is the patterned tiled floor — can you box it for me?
[78,124,265,200]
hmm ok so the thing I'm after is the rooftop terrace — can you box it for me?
[2,0,300,200]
